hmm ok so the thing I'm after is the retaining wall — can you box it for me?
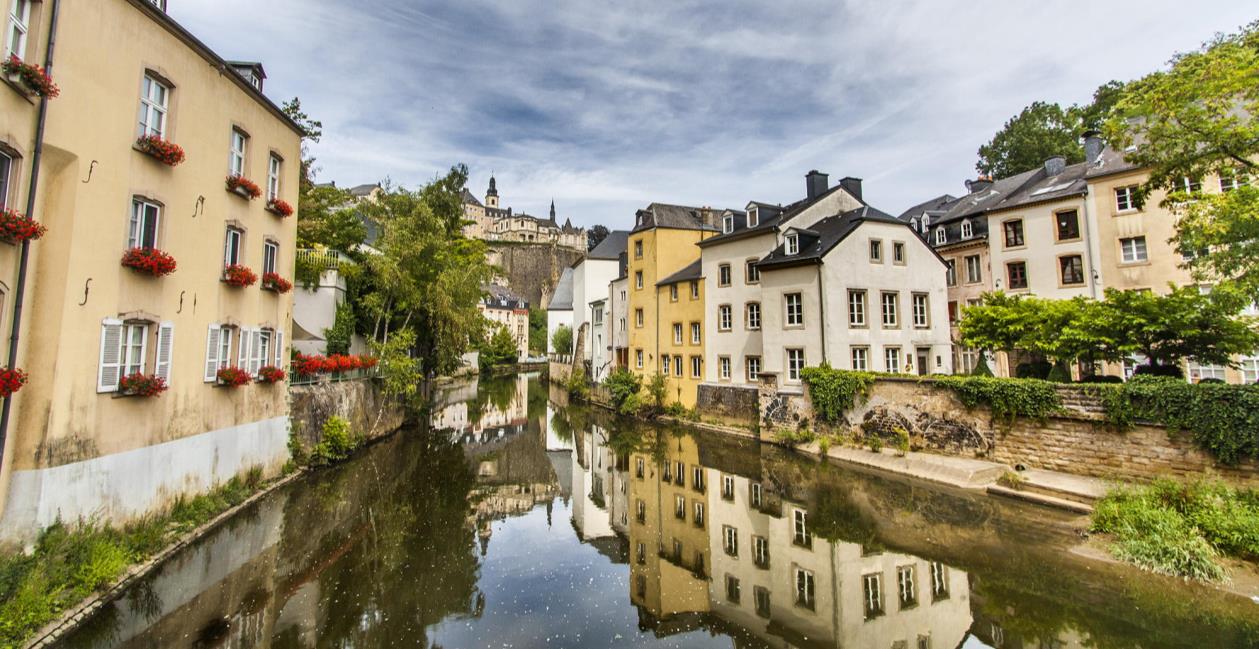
[289,379,405,452]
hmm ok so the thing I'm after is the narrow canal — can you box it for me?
[52,374,1259,648]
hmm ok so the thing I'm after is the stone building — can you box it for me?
[461,176,585,250]
[480,284,530,361]
[0,0,302,543]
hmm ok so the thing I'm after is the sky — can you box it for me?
[172,1,1257,229]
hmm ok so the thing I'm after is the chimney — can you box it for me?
[1082,130,1103,164]
[1044,156,1066,176]
[964,177,994,194]
[805,170,829,200]
[839,176,863,202]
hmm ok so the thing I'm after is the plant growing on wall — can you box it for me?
[135,135,185,167]
[0,208,46,244]
[265,198,294,217]
[323,301,355,354]
[121,247,177,277]
[1099,375,1259,464]
[604,369,643,413]
[799,364,876,424]
[118,373,167,397]
[0,367,27,398]
[225,175,262,199]
[934,375,1062,424]
[222,264,258,287]
[2,55,59,98]
[215,367,252,387]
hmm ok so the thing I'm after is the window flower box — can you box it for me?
[257,365,286,384]
[121,247,177,277]
[118,373,168,397]
[265,198,293,217]
[225,175,261,200]
[0,208,46,244]
[261,272,292,293]
[2,56,59,98]
[222,264,258,287]
[0,367,27,398]
[216,367,251,387]
[135,135,186,167]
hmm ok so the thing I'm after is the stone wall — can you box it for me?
[289,379,406,453]
[487,242,584,307]
[696,383,759,423]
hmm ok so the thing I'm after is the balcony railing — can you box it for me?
[296,248,355,272]
[290,366,380,387]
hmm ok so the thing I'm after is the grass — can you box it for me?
[1090,479,1259,581]
[0,467,267,648]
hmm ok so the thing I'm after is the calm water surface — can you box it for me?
[53,374,1259,648]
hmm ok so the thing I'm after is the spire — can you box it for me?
[487,175,498,197]
[549,199,556,223]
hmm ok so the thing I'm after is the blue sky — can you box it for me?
[173,1,1257,229]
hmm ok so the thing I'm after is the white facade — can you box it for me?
[589,299,612,381]
[570,256,622,370]
[984,196,1100,301]
[610,277,629,368]
[702,232,775,386]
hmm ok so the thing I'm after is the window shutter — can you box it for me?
[238,327,249,370]
[155,322,175,384]
[249,330,262,375]
[97,319,124,393]
[274,330,284,369]
[204,324,221,382]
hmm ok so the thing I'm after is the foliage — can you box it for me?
[619,392,643,416]
[134,135,185,167]
[976,82,1124,178]
[798,365,875,423]
[257,365,286,384]
[118,373,167,397]
[2,55,59,98]
[970,355,993,377]
[311,416,358,464]
[586,225,610,251]
[0,368,25,398]
[528,308,547,355]
[565,367,589,399]
[1046,361,1072,383]
[324,301,356,355]
[867,435,883,453]
[551,325,573,355]
[1100,375,1259,464]
[1091,479,1259,580]
[261,272,293,293]
[775,427,817,447]
[1104,21,1259,302]
[265,198,294,217]
[215,367,251,387]
[222,263,258,288]
[225,175,262,199]
[120,247,177,277]
[933,375,1061,424]
[0,208,46,244]
[893,427,910,456]
[296,187,366,253]
[603,369,643,413]
[479,325,519,371]
[645,373,668,410]
[280,97,323,191]
[371,329,420,399]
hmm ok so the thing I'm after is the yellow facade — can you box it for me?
[656,276,706,408]
[0,0,302,542]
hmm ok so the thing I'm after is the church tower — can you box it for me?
[486,175,499,209]
[549,199,557,224]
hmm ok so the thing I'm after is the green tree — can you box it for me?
[586,225,609,251]
[479,325,518,370]
[1104,21,1259,302]
[551,325,573,355]
[1094,286,1259,369]
[324,301,355,355]
[976,82,1125,179]
[528,308,547,354]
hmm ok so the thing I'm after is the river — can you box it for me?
[50,373,1259,648]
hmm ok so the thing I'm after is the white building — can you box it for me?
[610,268,629,372]
[547,267,574,356]
[569,231,629,379]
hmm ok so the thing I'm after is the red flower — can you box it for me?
[291,353,378,376]
[0,367,27,398]
[121,248,177,277]
[262,272,292,293]
[135,135,186,167]
[361,356,379,369]
[216,366,252,387]
[257,365,287,384]
[223,264,258,287]
[0,208,46,244]
[119,373,167,397]
[225,175,262,199]
[2,55,59,98]
[266,199,294,217]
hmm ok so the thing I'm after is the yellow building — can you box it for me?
[626,204,717,409]
[0,0,302,544]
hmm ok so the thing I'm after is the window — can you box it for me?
[747,206,758,227]
[960,220,973,239]
[636,541,646,563]
[753,535,769,568]
[881,292,899,328]
[128,198,161,249]
[934,228,946,245]
[636,499,646,523]
[635,309,644,328]
[745,302,761,330]
[745,356,760,382]
[98,320,175,393]
[1178,176,1202,194]
[675,495,686,519]
[722,214,733,234]
[785,233,799,255]
[635,457,644,479]
[262,240,278,275]
[693,501,705,527]
[203,324,235,382]
[718,263,731,286]
[1120,236,1148,263]
[1007,261,1028,289]
[745,259,760,283]
[786,348,805,382]
[1115,185,1138,211]
[674,461,685,486]
[662,355,670,375]
[945,260,956,287]
[690,322,701,344]
[0,150,11,209]
[1055,209,1080,240]
[1220,169,1250,192]
[1003,220,1024,247]
[912,294,929,328]
[884,347,902,373]
[223,227,243,267]
[795,568,815,610]
[785,293,803,327]
[1189,360,1227,382]
[669,284,678,301]
[635,349,643,368]
[721,475,735,500]
[634,240,643,258]
[229,130,247,177]
[897,565,918,609]
[793,509,811,547]
[851,346,869,371]
[725,575,741,603]
[948,301,958,323]
[1060,255,1085,285]
[1239,355,1258,384]
[964,255,982,284]
[754,586,771,618]
[893,241,905,264]
[663,462,672,482]
[723,525,738,556]
[692,465,705,491]
[690,281,699,299]
[634,271,643,289]
[6,0,30,59]
[848,290,867,327]
[930,562,949,601]
[673,355,682,377]
[673,323,682,344]
[137,74,171,139]
[718,305,732,331]
[862,573,884,619]
[719,356,731,380]
[119,323,148,376]
[690,355,701,378]
[267,154,282,201]
[750,483,762,508]
[869,239,883,262]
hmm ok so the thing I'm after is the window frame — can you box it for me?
[223,226,244,267]
[0,149,11,210]
[718,355,731,381]
[851,346,869,371]
[911,293,929,328]
[690,321,701,345]
[6,0,31,60]
[672,322,682,344]
[1120,236,1148,263]
[1115,185,1138,211]
[880,291,899,328]
[934,227,946,245]
[690,355,702,378]
[784,292,803,328]
[944,259,956,287]
[1006,260,1028,290]
[717,263,731,287]
[869,238,883,263]
[262,239,279,275]
[848,289,867,328]
[228,129,248,177]
[786,348,805,382]
[745,258,760,284]
[745,301,761,330]
[785,233,799,255]
[964,255,982,284]
[1002,219,1025,248]
[892,241,906,265]
[960,220,973,239]
[745,356,760,383]
[884,346,902,373]
[1054,209,1081,242]
[128,197,162,250]
[266,153,282,202]
[1059,254,1085,286]
[717,304,732,332]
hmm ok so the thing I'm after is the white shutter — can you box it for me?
[155,322,174,384]
[274,330,284,369]
[249,330,262,375]
[204,324,221,382]
[97,319,124,393]
[238,328,249,370]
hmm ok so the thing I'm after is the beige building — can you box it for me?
[480,284,530,361]
[0,0,302,544]
[461,176,585,250]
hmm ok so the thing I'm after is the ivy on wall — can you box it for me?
[1098,376,1259,465]
[932,375,1062,424]
[799,365,876,424]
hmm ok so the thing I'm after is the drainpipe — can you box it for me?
[1080,189,1100,300]
[0,0,61,477]
[815,263,827,365]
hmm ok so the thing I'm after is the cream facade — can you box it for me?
[0,0,302,543]
[480,285,530,361]
[700,223,773,388]
[461,177,585,250]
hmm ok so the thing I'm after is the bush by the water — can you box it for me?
[311,416,359,463]
[1091,479,1259,581]
[603,369,641,414]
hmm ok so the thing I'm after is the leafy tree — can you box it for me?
[280,97,324,192]
[587,225,610,251]
[528,308,547,354]
[976,82,1125,178]
[1104,21,1259,302]
[324,301,355,355]
[1093,286,1258,369]
[478,325,518,371]
[551,325,573,355]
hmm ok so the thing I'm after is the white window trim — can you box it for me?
[267,154,282,201]
[138,73,169,139]
[6,0,31,60]
[785,233,799,255]
[97,319,124,393]
[229,130,247,177]
[128,198,161,250]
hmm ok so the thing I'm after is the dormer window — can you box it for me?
[921,214,930,228]
[147,0,167,11]
[785,233,799,255]
[722,214,733,234]
[935,228,946,245]
[747,207,759,228]
[960,220,973,239]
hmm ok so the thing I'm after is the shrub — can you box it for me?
[1045,361,1072,383]
[775,427,817,446]
[893,427,910,456]
[1133,363,1184,379]
[867,436,884,453]
[799,365,876,424]
[311,415,357,463]
[604,369,642,412]
[646,373,668,410]
[619,392,643,416]
[970,355,994,377]
[566,368,589,399]
[1101,377,1259,464]
[1081,374,1123,384]
[551,325,573,355]
[933,375,1061,424]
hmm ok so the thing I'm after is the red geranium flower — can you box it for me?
[119,373,167,397]
[0,208,46,244]
[135,135,185,167]
[223,264,258,287]
[2,55,59,98]
[257,365,286,384]
[266,198,294,217]
[216,366,252,387]
[262,272,292,293]
[225,175,262,199]
[0,367,27,398]
[121,248,177,277]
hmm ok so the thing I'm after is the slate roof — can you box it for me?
[483,284,529,310]
[587,230,629,260]
[656,260,704,286]
[349,183,380,198]
[757,205,906,270]
[895,194,956,222]
[697,182,855,248]
[630,203,718,234]
[460,188,483,207]
[548,268,574,311]
[1084,145,1142,179]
